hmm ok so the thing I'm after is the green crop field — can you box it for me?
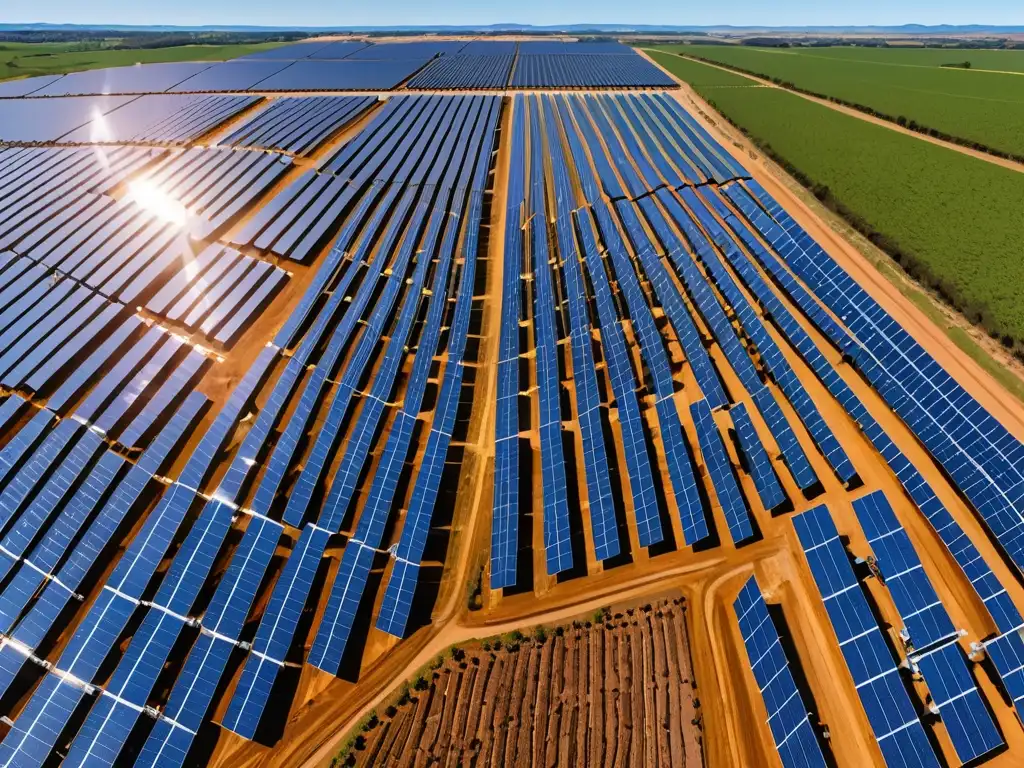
[0,41,286,83]
[645,50,760,87]
[660,55,1024,347]
[649,44,1024,157]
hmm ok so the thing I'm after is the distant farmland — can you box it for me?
[0,41,286,82]
[651,44,1024,158]
[655,54,1024,347]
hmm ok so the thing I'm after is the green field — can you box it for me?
[645,50,760,87]
[0,41,287,82]
[663,56,1024,347]
[650,44,1024,157]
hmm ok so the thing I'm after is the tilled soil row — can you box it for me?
[345,598,702,767]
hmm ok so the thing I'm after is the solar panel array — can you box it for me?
[0,35,1020,768]
[733,575,827,767]
[794,505,941,767]
[0,146,289,343]
[217,95,376,155]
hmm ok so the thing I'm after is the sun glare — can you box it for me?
[89,108,112,143]
[127,179,188,228]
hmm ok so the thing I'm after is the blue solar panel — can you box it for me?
[313,105,499,667]
[491,96,526,590]
[793,505,940,768]
[409,55,515,89]
[986,629,1024,720]
[526,103,572,577]
[730,403,786,511]
[511,54,675,88]
[734,576,827,768]
[0,409,55,496]
[914,642,1003,764]
[219,95,375,156]
[853,491,958,651]
[255,60,428,91]
[596,203,709,544]
[0,428,104,585]
[136,514,282,767]
[0,673,88,767]
[223,524,330,739]
[377,187,494,636]
[691,399,753,544]
[749,387,818,492]
[541,102,618,561]
[574,209,663,548]
[0,418,80,534]
[0,392,28,442]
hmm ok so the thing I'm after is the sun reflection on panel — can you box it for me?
[126,179,189,228]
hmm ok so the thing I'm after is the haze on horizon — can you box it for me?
[8,0,1024,30]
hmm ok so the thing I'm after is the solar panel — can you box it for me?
[526,103,572,577]
[734,575,827,768]
[730,403,786,511]
[985,629,1024,721]
[218,96,376,155]
[914,642,1003,764]
[0,409,58,496]
[750,387,818,492]
[691,399,754,544]
[793,505,940,768]
[542,107,618,561]
[704,184,1020,632]
[409,55,515,89]
[0,428,105,586]
[684,188,857,484]
[254,60,428,91]
[511,54,675,88]
[574,209,663,548]
[31,62,213,96]
[853,491,958,651]
[491,100,525,590]
[223,524,330,739]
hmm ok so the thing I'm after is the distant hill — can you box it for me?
[2,22,1023,34]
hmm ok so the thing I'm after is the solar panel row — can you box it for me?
[491,95,526,590]
[682,188,857,484]
[734,575,827,767]
[235,96,470,262]
[691,399,754,545]
[730,403,786,511]
[409,54,516,89]
[540,97,619,563]
[526,100,573,577]
[0,394,205,762]
[0,347,274,767]
[310,103,499,672]
[550,95,709,544]
[853,491,958,651]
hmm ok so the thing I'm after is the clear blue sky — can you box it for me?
[11,0,1024,28]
